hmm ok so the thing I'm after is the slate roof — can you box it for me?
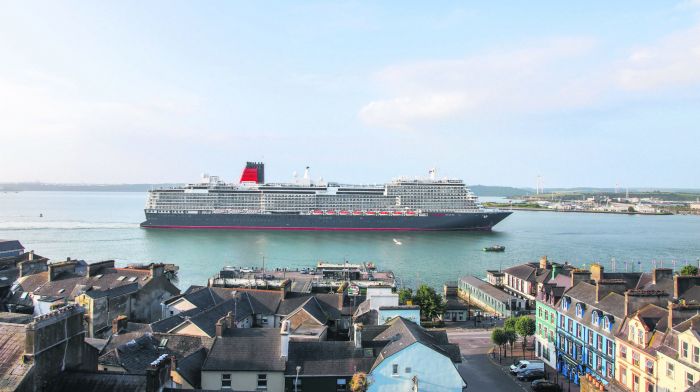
[558,282,625,338]
[503,264,537,281]
[460,275,520,302]
[286,341,375,376]
[100,332,213,377]
[49,371,147,392]
[176,347,207,388]
[370,317,461,369]
[0,322,32,391]
[201,328,286,372]
[185,296,254,337]
[16,265,157,301]
[0,240,23,253]
[615,304,668,356]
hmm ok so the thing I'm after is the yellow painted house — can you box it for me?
[656,313,700,392]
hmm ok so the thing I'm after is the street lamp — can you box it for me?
[295,366,301,392]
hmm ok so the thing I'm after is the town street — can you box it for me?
[447,328,528,392]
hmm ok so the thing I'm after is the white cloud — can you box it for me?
[359,37,600,129]
[617,23,700,91]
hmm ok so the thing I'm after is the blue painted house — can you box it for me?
[556,280,626,385]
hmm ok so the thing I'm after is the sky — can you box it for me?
[1,1,700,188]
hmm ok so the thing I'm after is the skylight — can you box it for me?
[117,276,126,281]
[95,274,103,279]
[128,276,137,282]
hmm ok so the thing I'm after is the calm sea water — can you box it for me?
[1,191,699,290]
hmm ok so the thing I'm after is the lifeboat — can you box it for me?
[393,211,403,215]
[353,210,363,215]
[365,211,376,215]
[312,210,323,215]
[339,210,349,215]
[406,210,416,215]
[326,210,336,215]
[379,211,390,216]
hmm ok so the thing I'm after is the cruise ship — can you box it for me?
[140,162,512,231]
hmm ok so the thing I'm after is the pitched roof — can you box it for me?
[186,296,254,337]
[503,264,536,281]
[50,371,148,392]
[286,341,375,376]
[370,317,461,369]
[201,328,285,372]
[0,322,32,390]
[99,332,213,376]
[0,240,23,253]
[17,265,157,301]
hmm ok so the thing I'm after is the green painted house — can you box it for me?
[535,285,563,368]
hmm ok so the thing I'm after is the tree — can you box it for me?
[504,329,517,358]
[349,372,370,392]
[413,284,447,322]
[491,328,507,362]
[504,317,518,331]
[680,265,699,276]
[515,316,536,355]
[398,288,413,305]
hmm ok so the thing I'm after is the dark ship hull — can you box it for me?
[140,211,512,231]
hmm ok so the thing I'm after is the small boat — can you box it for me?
[339,210,350,215]
[39,213,43,218]
[365,211,376,215]
[393,211,403,216]
[393,238,402,245]
[483,245,506,252]
[379,211,390,216]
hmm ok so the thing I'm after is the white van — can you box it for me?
[509,360,545,374]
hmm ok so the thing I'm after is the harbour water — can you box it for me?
[1,191,699,290]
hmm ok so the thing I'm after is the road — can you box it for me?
[447,328,530,392]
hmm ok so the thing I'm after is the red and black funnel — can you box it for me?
[239,162,265,184]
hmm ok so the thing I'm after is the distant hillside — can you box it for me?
[0,183,182,192]
[468,185,530,197]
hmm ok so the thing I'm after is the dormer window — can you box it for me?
[575,303,585,318]
[591,311,600,326]
[561,296,571,311]
[604,316,612,331]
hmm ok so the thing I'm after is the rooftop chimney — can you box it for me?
[112,315,128,335]
[652,268,673,285]
[146,354,173,392]
[674,275,700,299]
[280,320,291,358]
[215,320,224,337]
[596,280,628,302]
[87,260,115,277]
[624,290,669,316]
[28,250,34,261]
[353,323,363,349]
[48,260,78,282]
[570,270,592,287]
[539,256,549,270]
[590,263,605,282]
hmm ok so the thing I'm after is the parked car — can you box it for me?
[517,369,545,381]
[531,379,562,391]
[510,360,545,374]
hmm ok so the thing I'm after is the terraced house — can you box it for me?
[536,284,565,368]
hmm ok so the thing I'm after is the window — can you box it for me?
[620,345,628,360]
[405,367,412,373]
[604,316,612,331]
[568,320,573,334]
[683,341,689,358]
[607,340,614,357]
[607,364,614,378]
[687,372,694,387]
[633,374,640,392]
[646,382,654,392]
[392,364,399,376]
[620,366,627,384]
[633,351,640,367]
[598,335,603,351]
[638,330,644,345]
[694,346,699,363]
[257,374,267,390]
[576,303,584,318]
[589,330,594,345]
[666,362,675,379]
[336,378,347,392]
[646,360,654,375]
[221,374,231,389]
[630,326,636,341]
[592,311,599,326]
[577,324,582,339]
